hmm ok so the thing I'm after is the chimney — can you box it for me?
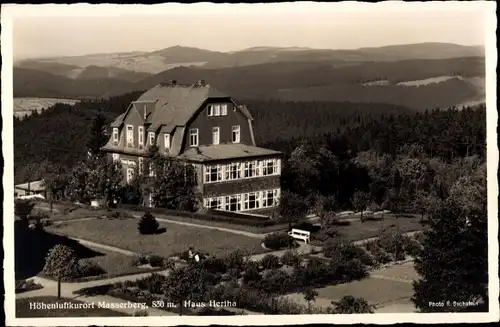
[197,79,206,86]
[170,80,177,86]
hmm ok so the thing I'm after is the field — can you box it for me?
[46,217,268,257]
[16,296,128,317]
[79,246,153,277]
[14,97,80,118]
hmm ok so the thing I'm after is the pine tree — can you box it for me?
[86,112,108,159]
[138,211,159,235]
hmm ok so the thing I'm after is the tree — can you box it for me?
[86,112,108,159]
[41,164,69,213]
[303,287,318,314]
[162,264,214,316]
[314,194,338,227]
[351,191,371,222]
[411,192,487,312]
[138,211,159,235]
[328,296,375,314]
[43,245,79,299]
[145,149,197,211]
[279,191,309,248]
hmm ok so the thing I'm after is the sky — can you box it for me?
[7,2,490,60]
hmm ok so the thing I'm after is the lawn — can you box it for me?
[47,217,268,258]
[16,296,128,317]
[316,276,414,306]
[79,246,154,277]
[309,215,427,245]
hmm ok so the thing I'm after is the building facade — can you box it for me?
[101,80,282,214]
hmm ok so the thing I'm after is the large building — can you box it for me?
[101,80,282,214]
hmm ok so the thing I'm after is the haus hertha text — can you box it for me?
[101,80,283,214]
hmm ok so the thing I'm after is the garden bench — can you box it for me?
[288,229,310,244]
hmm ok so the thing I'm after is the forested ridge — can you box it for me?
[14,93,485,210]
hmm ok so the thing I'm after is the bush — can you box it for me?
[131,255,149,266]
[162,258,176,270]
[403,238,423,257]
[281,250,302,267]
[260,254,281,270]
[202,256,227,274]
[258,269,293,295]
[148,255,164,268]
[137,211,159,235]
[366,244,392,265]
[135,273,167,294]
[293,258,333,288]
[243,262,262,284]
[339,244,374,267]
[223,249,247,270]
[264,232,295,250]
[77,260,106,277]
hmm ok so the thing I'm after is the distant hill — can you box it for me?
[13,52,486,111]
[15,42,484,74]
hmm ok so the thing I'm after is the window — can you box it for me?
[189,128,199,147]
[164,134,171,151]
[226,163,241,180]
[225,195,241,212]
[214,104,221,116]
[262,159,277,176]
[138,126,144,148]
[112,128,119,144]
[207,105,213,116]
[126,125,134,147]
[261,190,273,208]
[149,132,155,146]
[205,165,222,183]
[243,192,261,210]
[212,127,220,145]
[209,197,223,210]
[232,125,240,143]
[138,157,144,174]
[112,153,120,162]
[126,168,134,183]
[244,161,259,178]
[221,104,228,116]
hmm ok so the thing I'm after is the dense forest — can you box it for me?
[14,93,486,211]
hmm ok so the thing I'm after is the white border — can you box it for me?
[2,2,498,326]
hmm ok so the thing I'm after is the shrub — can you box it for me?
[135,273,167,294]
[202,256,227,274]
[137,211,159,235]
[328,295,375,314]
[294,258,333,288]
[342,259,368,281]
[281,250,301,267]
[367,245,393,265]
[263,232,295,250]
[403,238,423,257]
[77,260,106,277]
[223,249,247,270]
[162,258,176,270]
[243,262,262,284]
[131,255,149,266]
[258,269,293,295]
[260,254,281,270]
[340,244,374,267]
[148,255,165,268]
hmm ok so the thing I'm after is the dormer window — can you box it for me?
[189,128,199,147]
[164,133,171,152]
[112,128,119,144]
[232,125,240,143]
[214,104,221,116]
[126,125,134,147]
[207,105,213,116]
[149,132,155,146]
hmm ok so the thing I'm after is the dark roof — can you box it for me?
[178,144,282,162]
